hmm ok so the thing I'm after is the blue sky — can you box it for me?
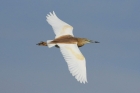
[0,0,140,93]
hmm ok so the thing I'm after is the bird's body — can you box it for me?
[37,11,99,84]
[37,35,95,47]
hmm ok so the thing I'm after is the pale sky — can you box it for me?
[0,0,140,93]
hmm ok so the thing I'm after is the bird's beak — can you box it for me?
[89,40,94,43]
[89,40,100,43]
[94,41,100,43]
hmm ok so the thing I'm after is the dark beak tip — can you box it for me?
[95,41,100,43]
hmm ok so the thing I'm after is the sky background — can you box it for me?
[0,0,140,93]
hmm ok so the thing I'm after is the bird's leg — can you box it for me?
[36,41,47,46]
[36,41,60,48]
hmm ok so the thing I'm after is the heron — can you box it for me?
[37,11,99,84]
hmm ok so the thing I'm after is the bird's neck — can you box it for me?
[76,38,85,47]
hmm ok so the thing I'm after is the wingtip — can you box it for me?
[46,11,57,18]
[49,11,55,15]
[79,80,87,84]
[53,11,55,14]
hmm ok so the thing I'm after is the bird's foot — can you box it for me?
[36,41,47,46]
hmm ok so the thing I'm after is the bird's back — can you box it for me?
[50,35,78,44]
[49,35,85,48]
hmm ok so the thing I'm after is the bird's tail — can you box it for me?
[47,40,56,48]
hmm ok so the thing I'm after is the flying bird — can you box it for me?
[37,11,99,84]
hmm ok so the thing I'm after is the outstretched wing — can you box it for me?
[46,11,74,38]
[57,43,87,84]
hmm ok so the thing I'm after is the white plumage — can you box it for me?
[46,11,74,38]
[58,44,87,83]
[46,11,87,84]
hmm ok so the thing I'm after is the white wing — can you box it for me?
[46,11,74,38]
[57,44,87,84]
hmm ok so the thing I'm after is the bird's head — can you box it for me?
[82,38,100,44]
